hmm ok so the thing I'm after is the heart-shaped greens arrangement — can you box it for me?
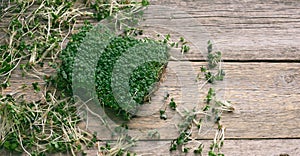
[0,0,234,155]
[58,24,170,120]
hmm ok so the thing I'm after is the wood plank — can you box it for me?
[78,62,300,140]
[142,0,300,61]
[5,62,300,140]
[2,0,299,61]
[4,61,300,139]
[3,139,298,155]
[2,0,300,155]
[0,139,300,156]
[84,139,300,156]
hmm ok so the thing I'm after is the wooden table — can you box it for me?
[89,0,299,155]
[3,0,300,155]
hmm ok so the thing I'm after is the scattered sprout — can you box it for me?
[160,110,167,120]
[32,82,40,92]
[169,98,177,110]
[194,143,204,154]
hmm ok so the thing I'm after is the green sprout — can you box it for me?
[160,110,167,120]
[181,45,190,53]
[32,82,40,92]
[169,98,177,110]
[194,143,204,154]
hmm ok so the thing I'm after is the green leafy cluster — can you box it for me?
[209,144,225,156]
[160,110,167,120]
[0,0,147,89]
[170,131,191,152]
[1,0,151,155]
[0,0,79,88]
[193,143,204,154]
[198,40,225,83]
[57,23,94,96]
[168,41,232,155]
[169,98,177,110]
[157,34,191,54]
[129,61,166,104]
[0,95,96,155]
[207,40,222,69]
[58,22,169,121]
[89,0,150,21]
[201,66,225,83]
[95,36,169,120]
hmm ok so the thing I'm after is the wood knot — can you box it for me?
[283,74,295,84]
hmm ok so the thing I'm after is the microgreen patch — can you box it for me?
[0,0,235,155]
[0,94,95,155]
[0,0,151,155]
[94,36,169,119]
[57,23,94,95]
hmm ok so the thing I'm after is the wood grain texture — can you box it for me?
[1,0,299,61]
[142,0,300,61]
[82,139,300,156]
[2,0,300,155]
[3,139,299,155]
[4,62,300,140]
[3,139,298,155]
[79,62,300,140]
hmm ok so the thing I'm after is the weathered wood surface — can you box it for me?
[4,61,300,154]
[6,62,300,138]
[1,0,299,61]
[81,62,300,140]
[4,139,299,155]
[2,0,300,155]
[4,139,298,156]
[84,139,300,156]
[144,0,300,61]
[82,0,300,153]
[84,139,299,156]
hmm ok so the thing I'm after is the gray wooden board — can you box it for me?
[1,0,300,61]
[4,62,300,139]
[1,0,300,155]
[83,139,300,156]
[142,0,300,61]
[76,62,300,140]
